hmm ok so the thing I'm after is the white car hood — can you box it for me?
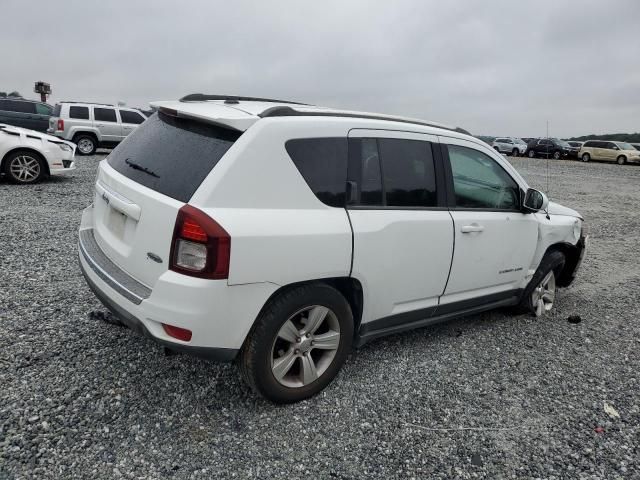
[0,123,62,142]
[547,201,581,219]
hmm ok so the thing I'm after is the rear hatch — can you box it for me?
[92,111,242,288]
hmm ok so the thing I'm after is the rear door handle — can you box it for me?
[461,224,484,233]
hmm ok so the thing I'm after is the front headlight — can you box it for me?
[57,143,72,152]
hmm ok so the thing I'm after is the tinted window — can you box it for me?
[119,110,145,124]
[603,142,616,149]
[35,103,52,115]
[69,106,89,120]
[285,138,347,207]
[108,113,240,203]
[379,138,437,207]
[53,104,61,117]
[539,139,551,146]
[358,138,383,205]
[583,141,595,147]
[447,144,520,210]
[94,108,117,123]
[495,138,508,143]
[1,100,36,114]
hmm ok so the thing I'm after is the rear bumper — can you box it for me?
[79,259,238,361]
[77,206,278,361]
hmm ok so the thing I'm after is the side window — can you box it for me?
[447,144,520,210]
[35,103,52,115]
[94,107,117,123]
[119,110,145,124]
[378,138,437,207]
[357,138,383,205]
[69,106,89,120]
[285,138,347,207]
[5,101,36,114]
[604,142,615,150]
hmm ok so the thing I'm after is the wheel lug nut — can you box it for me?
[296,337,301,343]
[306,333,310,338]
[294,349,300,355]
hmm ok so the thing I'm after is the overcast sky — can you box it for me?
[2,0,639,137]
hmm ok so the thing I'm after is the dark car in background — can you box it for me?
[631,143,640,152]
[527,138,573,159]
[0,98,53,132]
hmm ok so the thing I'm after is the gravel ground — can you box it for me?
[1,153,639,479]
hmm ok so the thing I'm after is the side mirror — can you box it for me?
[523,188,549,212]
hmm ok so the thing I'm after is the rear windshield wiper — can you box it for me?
[125,158,159,178]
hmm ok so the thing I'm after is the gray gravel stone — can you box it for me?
[1,153,639,479]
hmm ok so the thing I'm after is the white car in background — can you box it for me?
[1,124,75,184]
[78,94,587,403]
[492,137,528,156]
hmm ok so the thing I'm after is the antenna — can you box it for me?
[546,120,550,196]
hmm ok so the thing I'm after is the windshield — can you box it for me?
[616,142,635,151]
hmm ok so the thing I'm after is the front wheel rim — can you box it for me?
[9,155,40,182]
[531,270,556,317]
[270,305,341,388]
[77,138,94,153]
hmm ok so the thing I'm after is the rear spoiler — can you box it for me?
[149,101,258,132]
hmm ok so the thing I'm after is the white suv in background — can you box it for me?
[492,137,528,156]
[48,102,148,155]
[78,94,587,403]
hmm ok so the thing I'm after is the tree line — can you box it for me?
[567,132,640,143]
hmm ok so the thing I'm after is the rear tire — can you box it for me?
[617,155,627,165]
[74,134,97,155]
[528,150,536,158]
[240,283,353,403]
[518,250,565,317]
[3,150,46,184]
[582,153,590,162]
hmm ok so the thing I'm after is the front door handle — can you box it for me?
[461,224,484,233]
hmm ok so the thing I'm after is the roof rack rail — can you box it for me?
[58,101,115,106]
[258,106,471,135]
[179,93,309,105]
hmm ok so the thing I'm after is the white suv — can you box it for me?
[492,137,528,156]
[48,102,148,155]
[78,94,587,403]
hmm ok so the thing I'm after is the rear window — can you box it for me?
[53,104,61,117]
[107,113,240,203]
[285,138,348,207]
[69,106,89,119]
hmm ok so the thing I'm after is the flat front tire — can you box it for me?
[518,250,565,317]
[240,283,353,403]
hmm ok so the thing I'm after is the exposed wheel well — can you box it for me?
[254,277,364,337]
[1,148,49,176]
[544,242,582,287]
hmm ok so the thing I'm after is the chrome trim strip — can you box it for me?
[78,228,151,305]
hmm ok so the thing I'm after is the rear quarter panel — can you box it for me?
[190,119,353,287]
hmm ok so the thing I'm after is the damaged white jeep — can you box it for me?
[79,95,587,402]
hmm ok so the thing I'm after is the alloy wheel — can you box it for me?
[270,305,341,388]
[77,138,95,154]
[531,270,556,317]
[9,155,41,182]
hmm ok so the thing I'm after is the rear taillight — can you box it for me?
[169,205,230,279]
[57,119,64,131]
